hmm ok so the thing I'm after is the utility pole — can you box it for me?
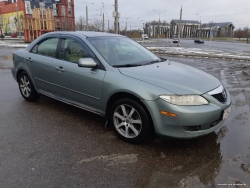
[124,18,130,36]
[114,0,119,34]
[102,2,104,32]
[142,23,145,44]
[106,13,109,33]
[86,4,88,31]
[158,18,160,40]
[125,20,127,36]
[106,13,110,33]
[130,25,131,38]
[177,7,182,47]
[196,14,201,38]
[15,1,21,40]
[84,2,93,31]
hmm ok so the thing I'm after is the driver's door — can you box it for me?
[54,35,106,112]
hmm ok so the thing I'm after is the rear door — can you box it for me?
[26,35,60,95]
[54,35,106,113]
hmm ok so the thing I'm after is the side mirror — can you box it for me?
[78,58,97,68]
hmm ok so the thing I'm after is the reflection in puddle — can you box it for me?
[135,133,222,187]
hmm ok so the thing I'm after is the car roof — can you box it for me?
[46,31,122,38]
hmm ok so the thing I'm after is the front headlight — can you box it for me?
[159,95,209,106]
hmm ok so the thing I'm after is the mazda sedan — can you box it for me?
[12,32,231,143]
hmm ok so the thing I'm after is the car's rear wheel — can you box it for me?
[109,98,151,144]
[18,72,40,101]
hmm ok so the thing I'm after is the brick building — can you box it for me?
[0,0,75,35]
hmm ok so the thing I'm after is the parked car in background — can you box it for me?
[194,39,204,44]
[173,38,179,43]
[12,32,231,144]
[11,33,17,38]
[141,34,149,39]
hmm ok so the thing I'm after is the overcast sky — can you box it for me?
[74,0,250,29]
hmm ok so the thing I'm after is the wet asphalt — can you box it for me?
[0,48,250,188]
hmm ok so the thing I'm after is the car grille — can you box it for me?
[212,92,226,103]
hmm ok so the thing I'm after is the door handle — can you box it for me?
[55,66,65,72]
[25,57,32,62]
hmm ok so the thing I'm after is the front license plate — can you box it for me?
[223,105,231,120]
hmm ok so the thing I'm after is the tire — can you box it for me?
[109,98,152,144]
[18,72,40,101]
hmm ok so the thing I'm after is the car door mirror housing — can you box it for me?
[78,58,97,68]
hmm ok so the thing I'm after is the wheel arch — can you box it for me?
[16,69,26,81]
[106,92,155,133]
[16,69,38,93]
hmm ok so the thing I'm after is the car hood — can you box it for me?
[119,61,221,95]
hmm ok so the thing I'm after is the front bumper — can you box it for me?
[143,88,231,138]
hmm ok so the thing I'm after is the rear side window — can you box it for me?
[32,38,59,58]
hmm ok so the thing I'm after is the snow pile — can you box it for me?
[147,46,250,60]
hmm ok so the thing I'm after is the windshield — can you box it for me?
[87,37,161,67]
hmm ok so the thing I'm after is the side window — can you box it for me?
[36,38,59,57]
[59,38,93,63]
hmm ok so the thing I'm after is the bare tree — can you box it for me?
[76,16,86,31]
[162,20,169,26]
[243,26,249,43]
[234,28,243,39]
[90,18,103,31]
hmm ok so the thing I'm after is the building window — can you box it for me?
[68,0,71,16]
[62,6,65,17]
[68,6,71,16]
[69,19,72,31]
[53,4,57,16]
[25,1,32,14]
[56,19,60,28]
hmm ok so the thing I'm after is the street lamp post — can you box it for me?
[153,10,166,40]
[84,2,94,31]
[106,13,109,33]
[124,17,130,36]
[177,0,186,47]
[196,14,201,38]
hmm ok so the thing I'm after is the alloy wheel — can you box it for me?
[113,104,142,138]
[19,75,31,97]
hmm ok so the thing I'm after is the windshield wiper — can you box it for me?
[144,59,164,66]
[113,64,142,68]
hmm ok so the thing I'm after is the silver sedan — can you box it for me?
[12,32,231,143]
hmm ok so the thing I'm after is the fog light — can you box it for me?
[183,126,201,132]
[160,111,178,117]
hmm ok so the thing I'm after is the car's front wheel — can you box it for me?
[18,72,40,101]
[109,98,152,144]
